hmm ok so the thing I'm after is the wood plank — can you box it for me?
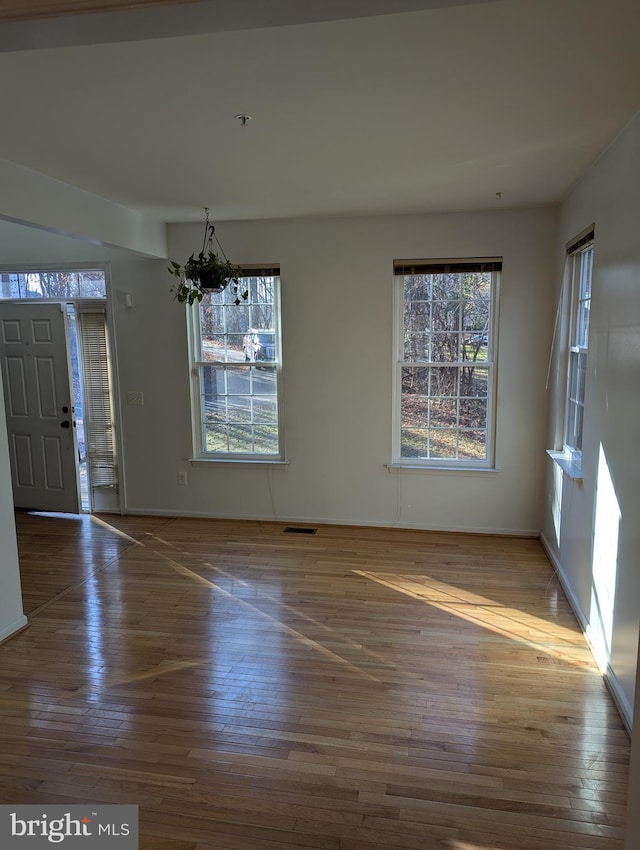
[0,511,629,849]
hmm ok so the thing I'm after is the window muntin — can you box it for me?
[191,274,282,459]
[565,241,593,455]
[0,270,106,299]
[394,261,499,467]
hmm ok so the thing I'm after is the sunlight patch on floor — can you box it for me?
[139,531,393,673]
[121,544,384,686]
[354,570,594,670]
[90,513,143,545]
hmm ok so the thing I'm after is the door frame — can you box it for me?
[0,262,123,514]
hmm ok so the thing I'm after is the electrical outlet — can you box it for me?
[127,391,144,405]
[177,471,188,486]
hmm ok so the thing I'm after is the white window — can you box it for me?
[393,258,500,467]
[565,233,594,460]
[0,269,106,299]
[189,269,282,459]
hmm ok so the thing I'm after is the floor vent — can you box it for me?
[283,526,318,535]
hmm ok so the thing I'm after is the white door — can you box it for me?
[0,302,80,512]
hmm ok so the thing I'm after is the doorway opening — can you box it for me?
[0,268,118,514]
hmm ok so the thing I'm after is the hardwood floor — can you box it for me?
[1,511,629,849]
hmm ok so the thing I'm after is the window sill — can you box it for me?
[547,450,582,483]
[188,457,288,468]
[387,463,499,474]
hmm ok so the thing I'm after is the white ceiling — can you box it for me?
[1,0,639,224]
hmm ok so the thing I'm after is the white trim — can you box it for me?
[103,262,124,513]
[188,457,288,467]
[392,266,500,469]
[603,664,633,734]
[0,261,122,513]
[0,614,28,644]
[187,277,284,461]
[540,531,589,629]
[539,531,632,731]
[563,243,593,455]
[122,505,539,537]
[387,463,500,474]
[546,449,583,483]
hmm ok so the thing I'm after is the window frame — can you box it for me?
[563,235,594,464]
[0,266,108,300]
[187,270,284,463]
[392,258,501,470]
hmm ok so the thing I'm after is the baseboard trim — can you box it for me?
[122,506,539,537]
[539,531,632,732]
[604,664,633,734]
[540,532,590,631]
[0,614,28,645]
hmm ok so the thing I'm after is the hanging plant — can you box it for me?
[168,208,248,305]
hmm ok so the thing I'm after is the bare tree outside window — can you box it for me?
[192,274,282,458]
[1,270,106,299]
[396,263,499,465]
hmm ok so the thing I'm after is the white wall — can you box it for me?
[0,158,167,258]
[0,175,637,844]
[105,208,556,535]
[0,368,27,642]
[0,207,557,622]
[542,112,640,726]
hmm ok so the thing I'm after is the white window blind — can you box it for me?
[77,308,117,490]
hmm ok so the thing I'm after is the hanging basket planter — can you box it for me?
[194,268,227,293]
[168,208,247,305]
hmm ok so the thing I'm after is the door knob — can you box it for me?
[60,420,70,429]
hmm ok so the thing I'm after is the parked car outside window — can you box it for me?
[243,329,275,361]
